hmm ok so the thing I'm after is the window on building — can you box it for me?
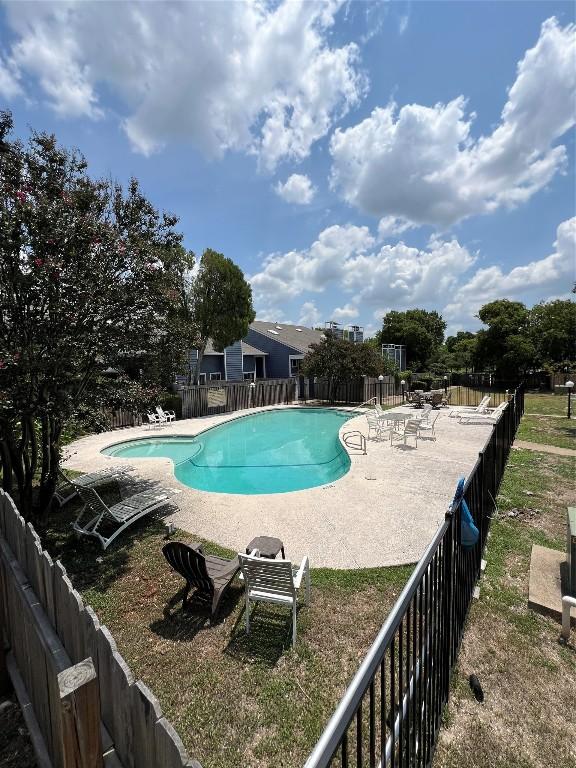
[289,357,303,376]
[243,371,255,381]
[198,373,207,384]
[209,372,222,381]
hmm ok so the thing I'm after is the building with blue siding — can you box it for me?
[177,321,326,384]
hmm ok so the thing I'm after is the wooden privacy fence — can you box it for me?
[179,378,297,418]
[103,410,142,429]
[0,490,201,768]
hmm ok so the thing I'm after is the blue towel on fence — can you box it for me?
[452,477,479,549]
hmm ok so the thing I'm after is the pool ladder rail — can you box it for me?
[342,430,367,455]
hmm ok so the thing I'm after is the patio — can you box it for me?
[63,405,493,568]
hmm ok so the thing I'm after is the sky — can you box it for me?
[0,0,574,337]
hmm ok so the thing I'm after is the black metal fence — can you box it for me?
[304,384,525,768]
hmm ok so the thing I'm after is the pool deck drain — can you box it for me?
[63,405,494,569]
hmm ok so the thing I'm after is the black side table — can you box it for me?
[246,536,285,559]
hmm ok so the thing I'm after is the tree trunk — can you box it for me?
[192,342,207,385]
[0,438,13,494]
[37,415,61,515]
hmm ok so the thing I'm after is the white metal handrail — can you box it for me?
[350,397,377,414]
[342,431,367,455]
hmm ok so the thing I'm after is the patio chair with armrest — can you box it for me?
[418,411,440,438]
[415,403,433,424]
[55,464,135,506]
[391,418,421,448]
[73,483,181,549]
[441,390,452,408]
[430,391,444,409]
[238,552,310,646]
[156,406,176,423]
[162,541,240,621]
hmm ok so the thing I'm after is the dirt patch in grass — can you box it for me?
[0,697,36,768]
[37,492,411,768]
[434,424,576,768]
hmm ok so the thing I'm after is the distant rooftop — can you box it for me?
[250,320,324,354]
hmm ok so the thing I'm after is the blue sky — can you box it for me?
[1,0,574,336]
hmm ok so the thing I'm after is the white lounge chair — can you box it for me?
[72,484,181,549]
[238,552,310,646]
[458,401,507,425]
[392,419,420,448]
[156,406,176,423]
[55,465,135,506]
[449,395,491,418]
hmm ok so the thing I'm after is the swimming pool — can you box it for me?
[102,408,353,494]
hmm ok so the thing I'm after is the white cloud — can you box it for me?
[2,0,367,170]
[332,303,359,321]
[298,301,322,326]
[443,216,576,330]
[249,223,374,305]
[378,216,413,239]
[330,17,575,228]
[275,174,316,204]
[250,215,575,335]
[0,56,20,99]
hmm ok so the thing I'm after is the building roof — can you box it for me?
[250,320,325,354]
[241,341,268,356]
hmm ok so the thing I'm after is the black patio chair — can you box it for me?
[162,541,240,621]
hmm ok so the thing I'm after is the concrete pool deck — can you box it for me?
[63,405,494,569]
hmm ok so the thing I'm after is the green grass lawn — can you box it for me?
[523,392,572,416]
[434,446,576,764]
[38,496,411,768]
[514,392,576,451]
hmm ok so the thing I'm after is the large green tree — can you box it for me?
[377,309,446,369]
[190,249,255,384]
[0,112,188,513]
[529,299,576,368]
[444,331,478,371]
[475,299,535,379]
[302,334,386,402]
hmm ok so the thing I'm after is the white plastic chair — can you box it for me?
[146,411,163,428]
[416,403,433,424]
[418,412,440,438]
[392,419,420,448]
[238,553,310,646]
[156,406,176,423]
[366,413,383,440]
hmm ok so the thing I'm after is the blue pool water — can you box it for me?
[102,408,353,494]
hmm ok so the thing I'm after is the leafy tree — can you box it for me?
[302,335,386,402]
[475,299,535,378]
[190,248,255,384]
[529,300,576,367]
[377,309,446,369]
[444,331,478,371]
[0,111,188,514]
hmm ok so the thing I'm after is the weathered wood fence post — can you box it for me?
[57,659,103,768]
